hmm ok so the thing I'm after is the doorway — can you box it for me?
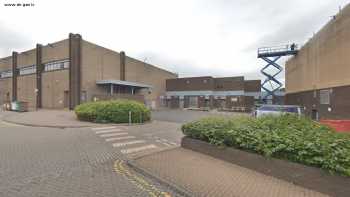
[64,91,69,108]
[312,109,319,121]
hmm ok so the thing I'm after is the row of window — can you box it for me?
[19,65,36,75]
[0,60,70,79]
[44,60,69,72]
[0,70,12,78]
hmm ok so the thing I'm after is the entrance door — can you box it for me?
[312,109,319,121]
[189,96,198,108]
[64,91,69,108]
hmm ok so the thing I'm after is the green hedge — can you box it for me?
[75,100,151,124]
[182,114,350,176]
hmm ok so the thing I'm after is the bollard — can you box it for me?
[129,111,131,125]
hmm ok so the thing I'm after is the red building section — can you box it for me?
[320,120,350,133]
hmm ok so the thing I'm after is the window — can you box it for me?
[0,70,12,78]
[231,97,238,102]
[44,59,69,72]
[320,89,330,105]
[19,65,36,75]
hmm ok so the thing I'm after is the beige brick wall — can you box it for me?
[17,75,36,108]
[0,37,177,109]
[81,40,121,101]
[81,40,177,108]
[16,49,37,108]
[42,39,69,63]
[286,4,350,93]
[41,39,70,109]
[0,56,12,104]
[0,78,12,105]
[0,56,12,70]
[125,57,177,108]
[42,70,69,109]
[17,49,36,68]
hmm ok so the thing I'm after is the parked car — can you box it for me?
[253,105,304,117]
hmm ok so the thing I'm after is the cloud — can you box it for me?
[0,24,32,56]
[0,0,349,84]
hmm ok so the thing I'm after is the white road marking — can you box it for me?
[168,142,179,146]
[106,136,136,142]
[156,139,172,147]
[121,144,158,154]
[100,132,128,138]
[91,126,117,131]
[95,129,122,134]
[160,139,178,146]
[112,140,146,147]
[162,142,173,147]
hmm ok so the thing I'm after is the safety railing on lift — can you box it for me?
[258,44,298,58]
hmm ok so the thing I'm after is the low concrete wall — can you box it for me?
[181,136,350,197]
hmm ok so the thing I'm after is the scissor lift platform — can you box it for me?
[258,44,299,102]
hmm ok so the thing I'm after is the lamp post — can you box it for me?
[35,88,39,111]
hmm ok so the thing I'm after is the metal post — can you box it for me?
[128,111,131,125]
[110,84,114,95]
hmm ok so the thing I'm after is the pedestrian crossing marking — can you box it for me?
[100,132,128,138]
[120,144,157,154]
[91,126,117,131]
[156,139,172,147]
[113,140,146,147]
[106,136,136,142]
[95,129,122,134]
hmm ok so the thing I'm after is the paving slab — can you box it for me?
[1,109,99,128]
[131,147,329,197]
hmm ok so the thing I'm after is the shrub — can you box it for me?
[75,100,151,124]
[182,114,350,176]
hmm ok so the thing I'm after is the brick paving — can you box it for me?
[133,148,329,197]
[1,109,327,197]
[0,123,182,197]
[2,109,98,128]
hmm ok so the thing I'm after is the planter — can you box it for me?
[181,136,350,197]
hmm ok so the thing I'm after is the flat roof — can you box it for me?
[96,79,153,88]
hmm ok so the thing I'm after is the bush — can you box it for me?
[75,100,151,124]
[182,114,350,176]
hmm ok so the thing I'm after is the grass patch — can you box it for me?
[182,114,350,176]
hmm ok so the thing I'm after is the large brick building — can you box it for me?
[164,76,261,111]
[0,33,177,110]
[285,4,350,120]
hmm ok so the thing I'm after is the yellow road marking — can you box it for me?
[114,159,172,197]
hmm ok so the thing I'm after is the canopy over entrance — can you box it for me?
[96,79,152,95]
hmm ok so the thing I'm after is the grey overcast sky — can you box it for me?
[0,0,349,83]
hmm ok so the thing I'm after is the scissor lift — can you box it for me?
[258,44,298,102]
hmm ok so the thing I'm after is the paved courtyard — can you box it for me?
[0,114,184,197]
[0,109,330,197]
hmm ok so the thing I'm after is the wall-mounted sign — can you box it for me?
[231,97,238,102]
